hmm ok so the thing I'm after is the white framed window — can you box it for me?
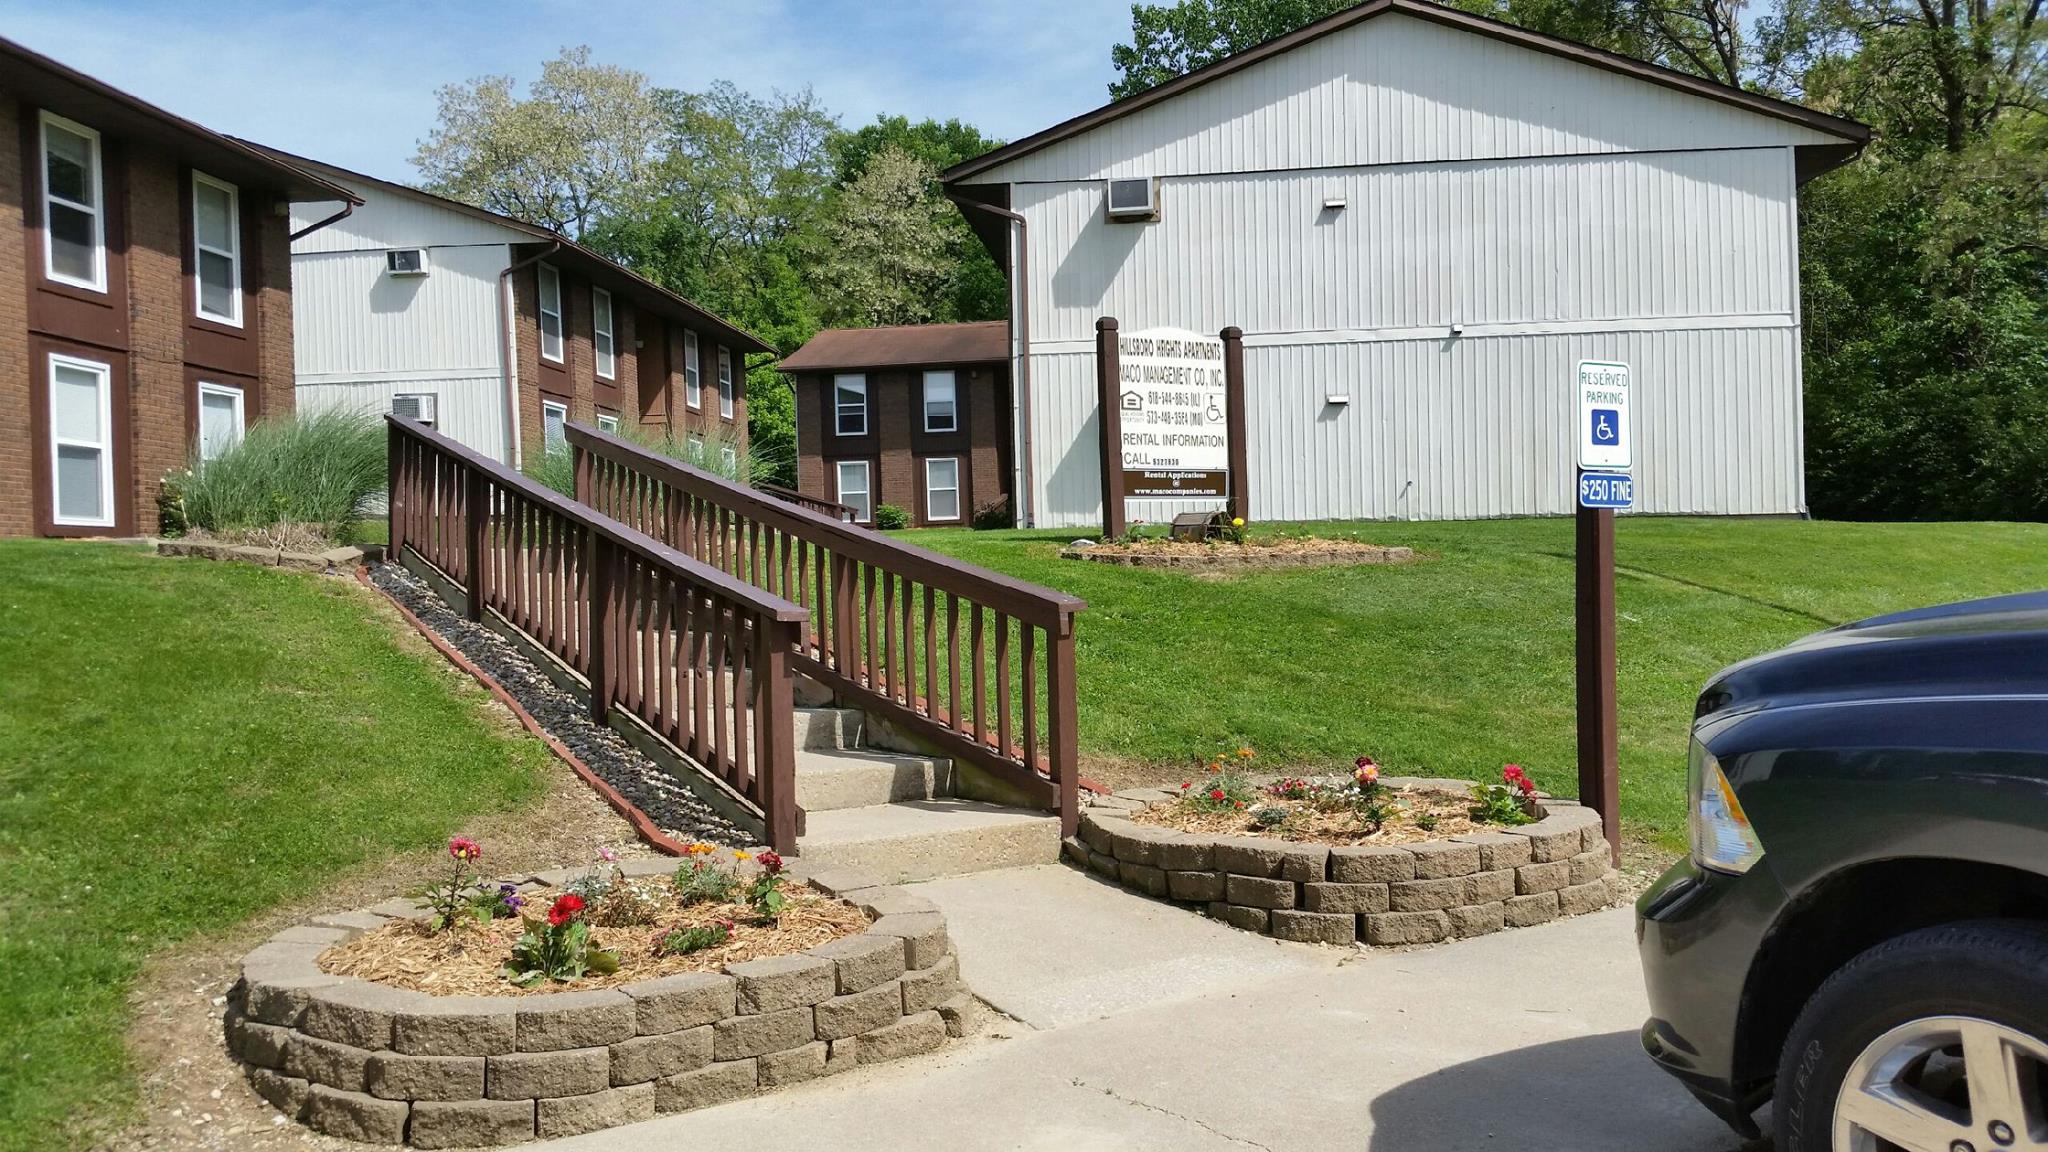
[720,445,738,476]
[686,435,705,464]
[48,353,114,526]
[537,264,564,363]
[40,112,105,292]
[683,330,701,409]
[191,172,242,326]
[196,382,244,460]
[924,456,961,522]
[542,398,568,452]
[596,412,620,434]
[718,347,735,419]
[592,287,615,379]
[835,460,871,524]
[834,374,867,437]
[923,370,957,433]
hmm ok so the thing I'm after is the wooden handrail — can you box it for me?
[386,415,806,851]
[566,422,1086,838]
[759,482,857,522]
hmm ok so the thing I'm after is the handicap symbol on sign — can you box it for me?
[1590,407,1619,445]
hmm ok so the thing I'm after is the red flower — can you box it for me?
[546,893,585,927]
[448,836,481,862]
[1181,781,1191,791]
[1515,775,1537,796]
[756,849,785,876]
[1355,755,1378,771]
[1209,789,1226,801]
[1502,764,1527,783]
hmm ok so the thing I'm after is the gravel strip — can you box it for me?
[371,561,748,847]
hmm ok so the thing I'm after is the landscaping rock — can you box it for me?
[409,1099,536,1149]
[1279,844,1330,882]
[730,954,836,1014]
[1363,910,1452,946]
[711,1006,815,1059]
[304,1084,410,1144]
[1406,840,1481,879]
[1213,837,1288,877]
[487,1047,610,1100]
[858,1011,946,1063]
[307,910,391,934]
[814,982,903,1041]
[1515,860,1571,895]
[1454,831,1533,871]
[516,990,635,1051]
[1087,850,1120,878]
[870,912,950,969]
[364,1051,485,1101]
[246,975,343,1028]
[282,1033,371,1091]
[654,1059,757,1113]
[936,993,983,1038]
[247,1068,310,1119]
[826,1038,860,1073]
[1503,892,1561,927]
[1328,845,1415,884]
[537,1083,655,1138]
[1107,822,1173,866]
[758,1041,832,1087]
[807,933,907,993]
[1271,910,1357,945]
[1569,848,1612,886]
[270,925,350,947]
[1558,879,1613,916]
[1079,814,1132,856]
[623,972,736,1035]
[1217,904,1271,933]
[608,1027,711,1085]
[394,997,518,1057]
[1225,874,1296,909]
[1166,869,1226,902]
[1117,860,1169,896]
[1388,876,1467,912]
[301,982,407,1050]
[900,954,961,1014]
[1584,823,1611,854]
[1466,868,1517,904]
[239,1020,294,1069]
[1303,879,1389,914]
[1155,836,1214,871]
[1448,903,1505,938]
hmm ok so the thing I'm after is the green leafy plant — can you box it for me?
[1250,805,1288,828]
[1223,514,1248,545]
[745,850,788,923]
[655,920,733,957]
[1471,764,1538,826]
[589,878,668,927]
[503,893,620,988]
[674,843,743,905]
[1180,748,1261,814]
[1415,811,1440,832]
[179,408,385,542]
[425,837,487,933]
[873,503,911,530]
[567,845,622,904]
[469,883,526,921]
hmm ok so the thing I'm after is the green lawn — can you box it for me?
[0,542,550,1150]
[908,518,2048,844]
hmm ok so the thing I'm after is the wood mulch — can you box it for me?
[318,885,869,996]
[1130,786,1492,845]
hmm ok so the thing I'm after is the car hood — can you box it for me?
[1697,590,2048,719]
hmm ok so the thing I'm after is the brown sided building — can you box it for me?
[782,322,1012,527]
[0,37,355,537]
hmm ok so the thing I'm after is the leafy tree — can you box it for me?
[414,47,658,237]
[830,116,1010,322]
[813,146,956,328]
[1109,0,1355,97]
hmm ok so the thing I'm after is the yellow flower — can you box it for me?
[1231,517,1245,527]
[1237,747,1254,759]
[732,850,752,861]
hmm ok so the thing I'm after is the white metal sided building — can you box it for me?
[943,0,1867,529]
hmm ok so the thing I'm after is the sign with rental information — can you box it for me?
[1576,360,1631,471]
[1577,470,1635,509]
[1116,328,1229,499]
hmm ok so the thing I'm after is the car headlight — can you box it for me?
[1689,738,1765,874]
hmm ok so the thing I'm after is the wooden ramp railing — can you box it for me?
[567,423,1087,837]
[758,482,857,522]
[386,416,808,852]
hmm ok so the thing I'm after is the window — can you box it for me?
[718,348,735,419]
[596,412,620,434]
[721,445,739,476]
[592,287,615,379]
[192,173,242,325]
[686,435,705,464]
[542,399,568,452]
[196,383,244,460]
[537,264,564,363]
[48,353,113,526]
[683,331,701,409]
[834,374,867,437]
[835,460,871,524]
[40,113,105,291]
[924,457,961,522]
[923,370,957,433]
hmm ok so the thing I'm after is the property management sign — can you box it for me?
[1115,327,1229,499]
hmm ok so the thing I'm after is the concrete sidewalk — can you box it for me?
[539,867,1753,1152]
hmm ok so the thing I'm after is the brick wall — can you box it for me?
[126,145,185,535]
[255,201,295,418]
[873,370,915,514]
[794,375,823,498]
[513,264,544,466]
[966,366,1007,521]
[0,93,28,537]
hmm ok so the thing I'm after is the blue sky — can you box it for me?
[0,0,1132,182]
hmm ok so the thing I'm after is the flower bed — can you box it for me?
[224,854,977,1147]
[1068,764,1617,948]
[1061,536,1416,569]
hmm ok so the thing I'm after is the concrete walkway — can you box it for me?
[539,867,1754,1152]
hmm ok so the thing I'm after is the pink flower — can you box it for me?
[597,845,617,863]
[757,849,785,875]
[448,837,481,862]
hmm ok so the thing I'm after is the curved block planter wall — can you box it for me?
[1066,782,1617,946]
[225,868,974,1147]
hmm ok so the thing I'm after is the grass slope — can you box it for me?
[910,518,2048,843]
[0,542,550,1150]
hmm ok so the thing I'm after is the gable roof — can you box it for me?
[779,322,1010,373]
[243,144,777,357]
[943,0,1868,185]
[1,35,359,205]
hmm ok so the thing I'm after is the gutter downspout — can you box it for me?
[498,242,561,471]
[289,199,355,243]
[947,194,1033,529]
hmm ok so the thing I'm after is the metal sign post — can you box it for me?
[1575,360,1630,863]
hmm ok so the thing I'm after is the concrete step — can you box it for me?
[794,747,953,812]
[791,707,864,751]
[795,799,1061,884]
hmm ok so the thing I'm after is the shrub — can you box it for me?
[178,408,384,542]
[873,503,911,530]
[971,497,1014,531]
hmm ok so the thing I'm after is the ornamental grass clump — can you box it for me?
[176,408,385,543]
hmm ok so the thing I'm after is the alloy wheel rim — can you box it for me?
[1835,1015,2048,1152]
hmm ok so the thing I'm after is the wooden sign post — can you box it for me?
[1095,317,1247,538]
[1096,317,1127,539]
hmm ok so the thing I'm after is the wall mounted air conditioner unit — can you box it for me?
[391,393,437,428]
[386,248,429,276]
[1105,177,1159,221]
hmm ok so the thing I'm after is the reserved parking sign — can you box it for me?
[1577,361,1631,471]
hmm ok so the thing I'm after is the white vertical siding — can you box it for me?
[970,11,1836,184]
[291,245,510,380]
[298,377,509,464]
[289,179,531,254]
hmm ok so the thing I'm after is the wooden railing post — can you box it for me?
[1048,611,1080,839]
[830,552,857,674]
[572,440,591,507]
[387,420,406,563]
[757,621,800,853]
[586,533,613,724]
[464,468,487,622]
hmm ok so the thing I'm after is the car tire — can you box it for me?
[1775,919,2048,1152]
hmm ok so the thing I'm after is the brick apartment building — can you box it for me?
[782,322,1013,526]
[1,36,354,537]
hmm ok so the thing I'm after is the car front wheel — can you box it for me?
[1776,921,2048,1152]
